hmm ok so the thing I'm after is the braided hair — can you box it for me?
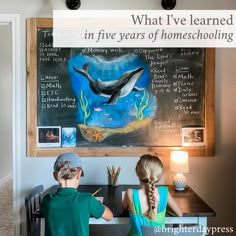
[135,154,163,220]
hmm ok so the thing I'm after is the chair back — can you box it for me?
[25,185,44,236]
[142,225,203,236]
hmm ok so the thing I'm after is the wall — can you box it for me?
[0,0,236,235]
[0,24,13,182]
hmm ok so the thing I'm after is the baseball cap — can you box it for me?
[54,152,84,176]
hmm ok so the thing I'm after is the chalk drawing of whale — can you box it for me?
[73,64,145,105]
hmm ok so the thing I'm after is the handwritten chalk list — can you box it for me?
[37,29,77,126]
[147,48,205,145]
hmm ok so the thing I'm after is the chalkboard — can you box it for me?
[27,18,215,157]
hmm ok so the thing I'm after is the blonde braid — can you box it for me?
[135,154,164,221]
[146,179,156,220]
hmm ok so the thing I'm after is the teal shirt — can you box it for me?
[40,188,105,236]
[128,186,168,236]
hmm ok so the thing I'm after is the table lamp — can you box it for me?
[170,151,189,191]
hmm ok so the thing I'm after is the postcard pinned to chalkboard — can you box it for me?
[37,126,61,147]
[62,127,76,147]
[182,127,205,146]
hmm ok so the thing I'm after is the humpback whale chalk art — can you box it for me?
[73,64,144,105]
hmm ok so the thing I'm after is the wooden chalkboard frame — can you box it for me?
[26,18,215,157]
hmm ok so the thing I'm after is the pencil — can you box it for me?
[113,167,121,186]
[92,188,101,196]
[107,166,112,175]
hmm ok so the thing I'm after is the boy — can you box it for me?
[40,152,113,236]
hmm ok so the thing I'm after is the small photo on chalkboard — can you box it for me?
[62,127,76,147]
[182,127,205,146]
[37,126,61,147]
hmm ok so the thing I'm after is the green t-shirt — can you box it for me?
[40,187,105,236]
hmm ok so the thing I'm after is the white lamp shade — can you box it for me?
[170,151,189,173]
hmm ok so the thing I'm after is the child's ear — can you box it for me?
[77,169,82,178]
[53,171,58,181]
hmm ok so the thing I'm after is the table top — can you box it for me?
[43,184,215,218]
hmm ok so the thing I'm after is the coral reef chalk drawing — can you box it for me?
[78,117,154,143]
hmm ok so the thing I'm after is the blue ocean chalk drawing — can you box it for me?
[68,52,158,142]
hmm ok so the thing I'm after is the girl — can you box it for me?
[122,154,183,236]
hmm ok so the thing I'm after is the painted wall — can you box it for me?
[0,24,13,182]
[0,0,236,235]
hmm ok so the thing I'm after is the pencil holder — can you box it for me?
[107,166,120,187]
[110,174,119,187]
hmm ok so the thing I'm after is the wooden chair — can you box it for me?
[25,185,44,236]
[142,225,204,236]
